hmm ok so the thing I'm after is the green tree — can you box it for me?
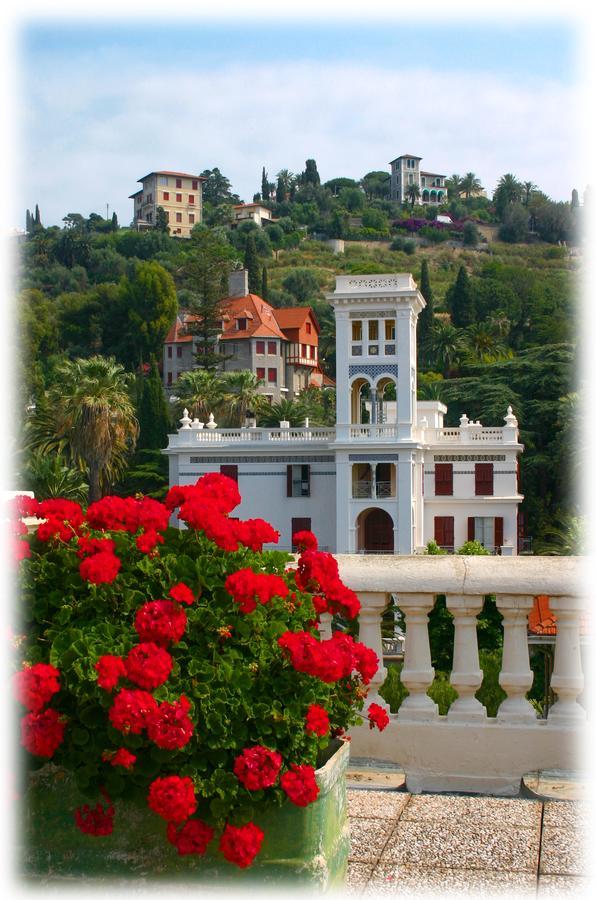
[155,206,170,233]
[360,171,390,200]
[445,174,463,199]
[405,184,421,208]
[522,181,537,206]
[462,322,511,364]
[261,265,269,300]
[417,259,434,370]
[493,173,523,219]
[243,233,261,294]
[111,211,119,231]
[200,168,239,205]
[301,159,320,187]
[498,203,529,243]
[282,268,320,303]
[176,228,237,370]
[137,357,171,450]
[275,169,294,203]
[261,167,270,201]
[27,356,138,502]
[220,370,264,426]
[324,177,359,196]
[23,450,89,503]
[338,187,365,212]
[461,172,483,203]
[256,398,306,427]
[426,320,466,377]
[173,369,225,420]
[119,261,178,367]
[462,221,479,246]
[445,265,475,327]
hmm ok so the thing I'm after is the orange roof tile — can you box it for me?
[528,595,590,637]
[138,170,206,182]
[219,295,287,340]
[274,306,320,335]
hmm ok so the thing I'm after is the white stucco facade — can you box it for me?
[163,273,524,554]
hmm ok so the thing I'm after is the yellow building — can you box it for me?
[129,170,205,238]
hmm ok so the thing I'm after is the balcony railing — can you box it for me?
[352,481,395,500]
[324,554,588,795]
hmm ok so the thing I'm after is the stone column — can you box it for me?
[396,308,414,440]
[395,593,438,721]
[370,389,377,425]
[397,453,414,554]
[446,594,486,721]
[357,592,389,708]
[334,309,350,425]
[547,595,587,724]
[495,594,536,724]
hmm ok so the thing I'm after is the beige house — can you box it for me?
[231,203,276,227]
[129,170,206,238]
[390,155,447,205]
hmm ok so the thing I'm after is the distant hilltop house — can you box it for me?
[129,170,206,238]
[164,273,524,555]
[231,203,278,228]
[390,155,447,204]
[163,269,323,403]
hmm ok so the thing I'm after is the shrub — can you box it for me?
[11,480,379,868]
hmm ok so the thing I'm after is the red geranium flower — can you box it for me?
[305,704,330,737]
[225,569,289,614]
[148,775,197,823]
[147,696,194,750]
[218,822,264,868]
[79,551,121,585]
[233,746,282,791]
[102,748,136,769]
[134,600,187,646]
[280,764,319,807]
[13,662,60,712]
[292,530,318,552]
[353,643,379,684]
[21,708,66,758]
[95,655,126,692]
[168,583,195,606]
[125,642,173,691]
[367,703,390,732]
[167,818,214,856]
[233,518,280,551]
[136,529,164,555]
[77,536,116,559]
[108,689,158,735]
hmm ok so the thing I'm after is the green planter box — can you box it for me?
[20,739,350,888]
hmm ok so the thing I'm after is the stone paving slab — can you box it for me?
[364,864,538,896]
[543,800,590,830]
[539,825,589,876]
[400,793,542,828]
[347,789,410,820]
[348,817,395,863]
[537,875,592,895]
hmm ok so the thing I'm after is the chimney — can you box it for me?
[228,268,249,298]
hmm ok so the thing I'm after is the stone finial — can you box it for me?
[279,420,290,429]
[504,406,518,427]
[304,417,310,429]
[459,413,469,428]
[191,417,204,430]
[206,413,217,430]
[179,409,192,430]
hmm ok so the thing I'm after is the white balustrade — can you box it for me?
[356,592,389,709]
[394,592,438,721]
[548,594,587,724]
[496,594,536,724]
[446,594,486,721]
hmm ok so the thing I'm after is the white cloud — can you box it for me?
[17,57,579,227]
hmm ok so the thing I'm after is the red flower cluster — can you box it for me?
[225,569,289,614]
[280,764,319,807]
[36,499,84,543]
[77,536,116,559]
[136,530,164,555]
[367,703,390,732]
[233,518,280,551]
[148,775,197,823]
[305,704,330,737]
[95,654,126,692]
[167,818,214,856]
[10,494,40,519]
[167,473,241,517]
[134,600,187,646]
[295,549,360,619]
[21,708,66,758]
[109,688,158,735]
[79,551,121,585]
[292,530,318,552]
[353,643,379,685]
[13,663,60,712]
[168,582,195,605]
[178,502,240,552]
[102,748,137,769]
[218,822,264,869]
[74,798,115,836]
[233,746,282,791]
[147,696,194,750]
[279,631,378,685]
[85,495,170,534]
[125,642,173,690]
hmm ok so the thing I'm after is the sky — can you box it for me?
[10,3,586,230]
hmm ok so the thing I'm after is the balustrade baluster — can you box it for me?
[395,593,438,720]
[495,594,536,724]
[356,592,389,709]
[547,595,587,724]
[446,594,486,721]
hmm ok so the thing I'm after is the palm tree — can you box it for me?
[174,369,224,421]
[27,356,138,503]
[522,181,537,206]
[461,172,483,203]
[405,184,421,209]
[256,399,307,428]
[462,323,511,364]
[493,173,523,217]
[445,174,464,199]
[220,370,263,427]
[425,321,466,377]
[275,170,294,203]
[25,450,89,503]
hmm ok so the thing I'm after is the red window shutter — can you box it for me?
[256,341,265,354]
[268,368,277,383]
[220,464,238,483]
[444,517,454,548]
[468,517,475,541]
[268,341,276,354]
[434,517,445,546]
[475,463,494,496]
[192,180,198,190]
[495,517,504,548]
[291,518,311,549]
[256,367,265,379]
[176,179,182,188]
[189,195,195,205]
[435,463,453,496]
[286,465,293,497]
[163,192,169,200]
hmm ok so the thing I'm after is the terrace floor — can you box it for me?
[345,768,590,897]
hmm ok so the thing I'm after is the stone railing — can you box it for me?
[167,426,335,447]
[333,555,588,795]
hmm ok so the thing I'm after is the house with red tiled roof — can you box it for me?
[163,270,323,402]
[129,170,206,238]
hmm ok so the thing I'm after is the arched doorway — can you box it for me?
[357,508,394,554]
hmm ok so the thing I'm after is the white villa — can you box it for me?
[163,273,524,554]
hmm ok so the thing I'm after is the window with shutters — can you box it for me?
[189,214,195,224]
[176,346,182,358]
[176,179,182,188]
[268,341,276,355]
[287,465,310,497]
[434,463,453,496]
[176,193,182,202]
[291,518,311,549]
[472,517,494,549]
[434,516,454,550]
[163,192,169,200]
[256,340,265,354]
[192,180,198,190]
[167,346,172,358]
[220,464,238,483]
[475,463,494,495]
[176,213,182,223]
[189,195,195,205]
[268,368,277,384]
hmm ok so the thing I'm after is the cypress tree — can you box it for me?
[111,211,119,230]
[244,234,261,294]
[417,259,434,369]
[261,265,268,300]
[137,357,171,450]
[261,167,270,201]
[25,209,32,233]
[34,204,41,228]
[446,265,475,328]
